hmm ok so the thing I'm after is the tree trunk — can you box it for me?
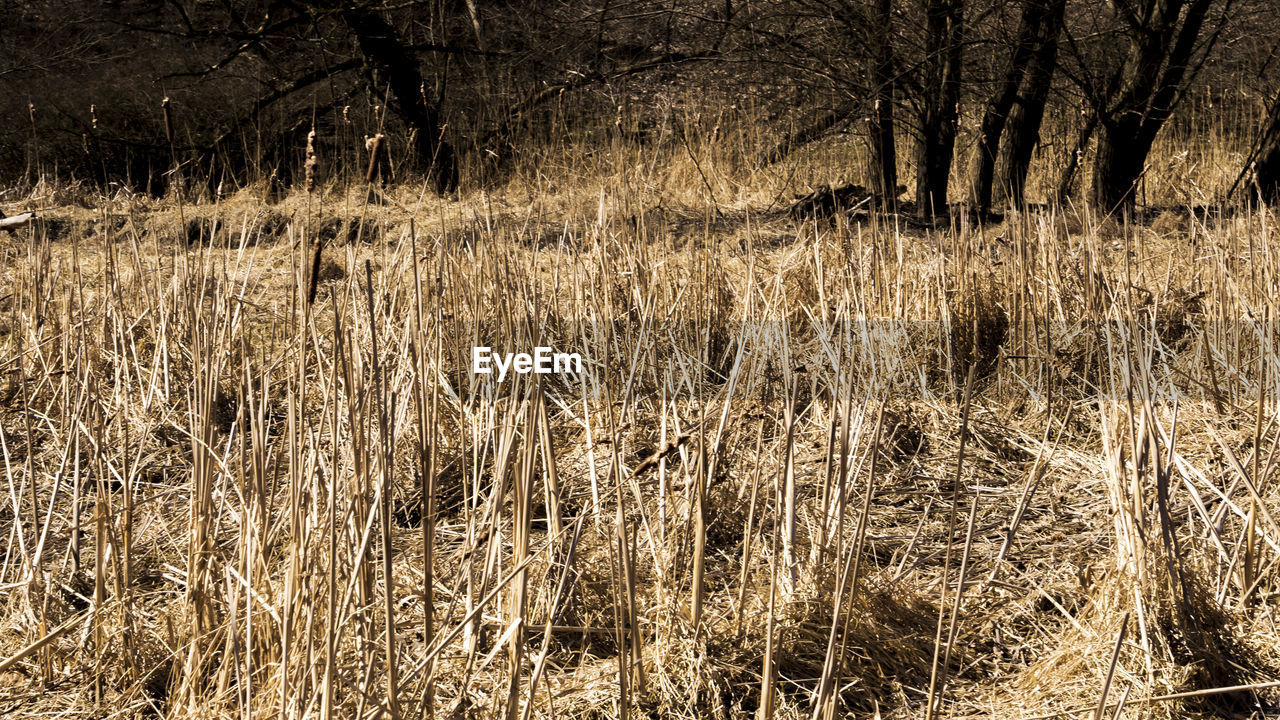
[866,0,898,207]
[1093,115,1156,210]
[970,0,1043,215]
[915,0,964,218]
[995,0,1066,210]
[1089,0,1215,212]
[1056,111,1097,203]
[1257,96,1280,205]
[340,8,459,194]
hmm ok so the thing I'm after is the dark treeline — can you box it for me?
[2,0,1279,212]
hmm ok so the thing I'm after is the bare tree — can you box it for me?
[867,0,898,206]
[997,0,1066,209]
[915,0,964,218]
[1086,0,1224,211]
[1256,93,1280,204]
[970,0,1066,214]
[329,3,459,193]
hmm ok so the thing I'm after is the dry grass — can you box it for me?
[2,110,1280,720]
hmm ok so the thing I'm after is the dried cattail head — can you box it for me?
[162,97,175,145]
[304,129,318,193]
[365,134,386,184]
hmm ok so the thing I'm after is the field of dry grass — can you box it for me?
[3,116,1280,720]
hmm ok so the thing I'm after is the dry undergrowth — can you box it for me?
[0,178,1278,720]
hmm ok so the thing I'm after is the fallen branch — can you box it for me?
[0,212,36,230]
[0,611,88,674]
[631,432,695,477]
[992,678,1280,720]
[759,104,858,167]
